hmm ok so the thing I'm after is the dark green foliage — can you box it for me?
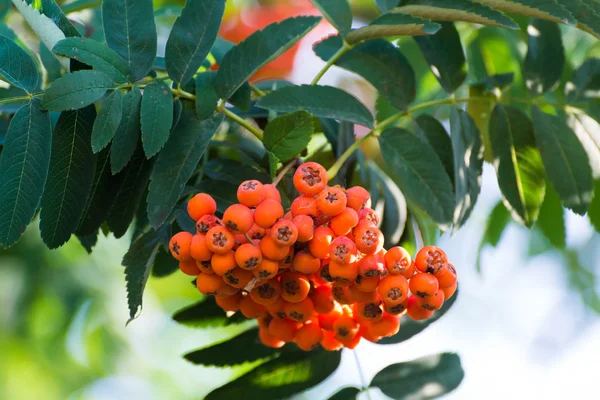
[140,81,173,158]
[524,19,564,95]
[263,111,314,162]
[41,70,114,111]
[0,34,40,92]
[476,202,511,272]
[327,387,360,400]
[172,297,246,328]
[91,90,123,153]
[195,72,219,120]
[413,115,454,185]
[111,87,142,174]
[310,0,352,36]
[535,183,566,249]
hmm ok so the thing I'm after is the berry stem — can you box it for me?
[272,158,299,187]
[0,94,35,105]
[326,132,374,181]
[353,350,372,399]
[310,41,353,85]
[244,232,256,246]
[217,102,265,141]
[249,83,267,97]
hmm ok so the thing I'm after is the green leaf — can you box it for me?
[568,112,600,179]
[310,0,352,36]
[532,106,594,215]
[0,99,52,249]
[375,0,400,13]
[370,353,464,399]
[327,387,360,400]
[40,106,97,249]
[148,112,224,229]
[165,0,225,85]
[345,12,441,44]
[524,19,564,96]
[257,85,374,128]
[111,87,142,174]
[172,297,246,328]
[535,183,565,248]
[215,16,321,99]
[379,128,455,227]
[141,81,174,158]
[52,37,131,84]
[91,90,123,153]
[39,42,64,83]
[203,159,271,186]
[152,246,180,277]
[474,0,575,25]
[466,85,496,163]
[588,181,600,233]
[566,249,600,314]
[206,350,342,400]
[24,0,80,37]
[413,115,454,185]
[397,0,518,29]
[263,111,314,162]
[560,1,600,40]
[0,34,40,92]
[313,37,415,110]
[414,22,467,93]
[77,230,98,253]
[369,162,407,247]
[450,108,484,228]
[489,104,546,226]
[185,328,280,367]
[196,179,238,213]
[565,58,600,104]
[475,202,511,272]
[107,146,153,238]
[228,82,252,112]
[41,70,114,111]
[102,0,157,81]
[195,71,219,120]
[0,0,10,20]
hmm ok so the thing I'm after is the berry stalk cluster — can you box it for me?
[169,162,457,351]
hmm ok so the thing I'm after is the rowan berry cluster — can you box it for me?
[169,162,457,351]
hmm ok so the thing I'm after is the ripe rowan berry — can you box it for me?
[280,271,311,303]
[223,267,254,289]
[384,246,412,276]
[250,279,281,305]
[187,193,217,221]
[354,225,384,255]
[409,273,439,298]
[169,232,193,261]
[196,260,214,274]
[196,214,220,234]
[196,272,227,295]
[259,327,286,348]
[259,236,290,261]
[321,330,343,351]
[237,180,265,207]
[252,258,279,280]
[190,234,213,261]
[435,264,457,288]
[357,300,383,322]
[292,250,321,274]
[333,315,359,340]
[346,186,371,211]
[211,251,237,276]
[205,226,235,254]
[222,204,254,234]
[215,292,243,312]
[354,274,380,292]
[329,236,357,265]
[269,318,299,342]
[318,260,335,283]
[247,224,267,240]
[332,282,352,304]
[358,207,380,226]
[254,199,284,229]
[267,296,287,319]
[239,295,267,319]
[179,259,200,276]
[368,313,400,338]
[291,195,319,217]
[415,245,448,274]
[406,295,434,320]
[294,322,323,351]
[378,274,409,305]
[311,285,334,314]
[308,226,334,259]
[348,284,377,303]
[235,243,262,270]
[357,253,385,277]
[337,332,361,349]
[329,261,358,285]
[417,289,444,311]
[318,303,343,331]
[293,215,314,242]
[279,246,294,269]
[293,162,328,196]
[384,299,408,316]
[442,282,457,300]
[359,323,381,343]
[284,297,314,322]
[262,183,281,202]
[217,284,240,297]
[329,207,359,236]
[317,186,347,216]
[270,219,298,246]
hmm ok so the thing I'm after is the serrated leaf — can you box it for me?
[172,297,246,328]
[195,71,218,120]
[176,209,196,234]
[466,85,496,162]
[215,16,321,99]
[0,99,52,249]
[77,229,98,253]
[379,128,455,227]
[370,353,464,400]
[206,350,341,400]
[369,162,407,247]
[165,0,225,85]
[398,0,518,29]
[476,202,511,272]
[311,0,352,36]
[314,36,415,110]
[40,42,64,83]
[41,70,114,111]
[588,181,600,233]
[0,34,40,92]
[228,82,252,112]
[91,90,123,153]
[141,81,174,158]
[257,85,374,128]
[476,0,575,24]
[328,387,360,400]
[53,37,131,84]
[376,0,400,13]
[524,19,565,96]
[263,110,313,162]
[152,246,180,277]
[195,179,239,214]
[413,115,454,185]
[450,108,484,228]
[210,37,234,65]
[345,11,440,44]
[25,0,80,37]
[148,112,224,229]
[102,0,157,81]
[532,106,594,215]
[565,58,600,105]
[489,105,546,227]
[111,87,142,174]
[203,159,271,185]
[535,183,565,248]
[414,22,466,93]
[107,146,153,238]
[559,0,600,40]
[40,106,97,249]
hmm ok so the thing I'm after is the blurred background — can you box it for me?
[1,0,600,399]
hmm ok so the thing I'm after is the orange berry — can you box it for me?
[235,243,262,270]
[279,246,295,269]
[222,204,254,234]
[284,297,314,322]
[267,296,287,319]
[270,219,298,246]
[252,258,279,280]
[384,299,408,315]
[384,246,412,276]
[406,295,434,320]
[318,303,343,330]
[354,274,380,292]
[293,162,328,196]
[378,274,409,305]
[294,322,323,351]
[338,332,361,349]
[442,282,457,300]
[237,180,265,207]
[409,273,439,298]
[211,251,237,276]
[329,261,358,285]
[196,259,214,274]
[215,292,243,312]
[196,272,227,295]
[187,193,217,221]
[333,315,359,341]
[435,264,457,288]
[190,234,213,261]
[205,226,235,254]
[259,327,286,348]
[247,224,267,240]
[357,300,383,322]
[280,271,311,303]
[292,251,321,274]
[308,226,334,259]
[346,186,371,211]
[417,289,445,311]
[311,285,334,314]
[239,295,267,318]
[368,313,400,338]
[263,184,281,202]
[269,318,299,342]
[254,199,284,229]
[348,285,377,303]
[357,253,385,277]
[329,236,357,264]
[354,225,384,255]
[291,195,319,217]
[258,313,273,330]
[223,267,253,289]
[415,245,448,274]
[169,232,193,261]
[317,186,347,216]
[358,207,380,226]
[217,284,240,297]
[293,215,314,242]
[329,207,359,236]
[360,323,381,343]
[195,214,220,234]
[250,279,281,305]
[321,330,343,351]
[179,259,200,276]
[318,260,335,283]
[331,282,352,304]
[259,236,290,261]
